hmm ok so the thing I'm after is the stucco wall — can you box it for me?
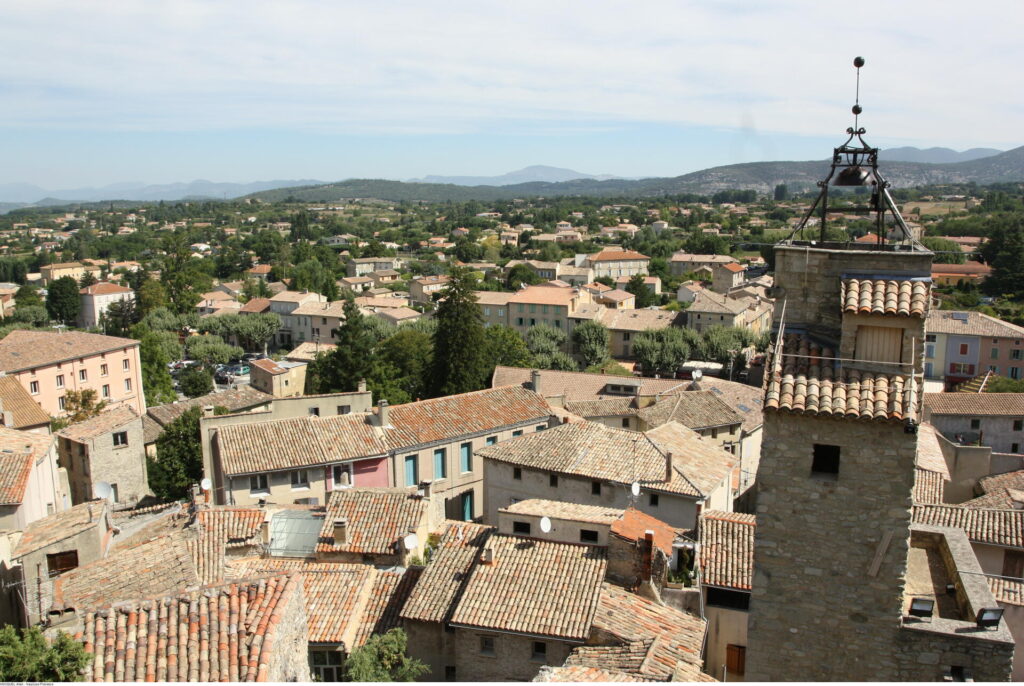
[703,604,748,682]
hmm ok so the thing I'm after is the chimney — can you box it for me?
[531,370,542,395]
[665,452,673,483]
[378,399,390,428]
[480,547,494,565]
[333,519,348,545]
[202,405,215,418]
[358,378,367,393]
[419,480,432,499]
[641,529,655,581]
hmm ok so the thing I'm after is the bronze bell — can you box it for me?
[833,165,872,186]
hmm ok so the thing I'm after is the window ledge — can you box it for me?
[291,485,310,491]
[249,490,270,496]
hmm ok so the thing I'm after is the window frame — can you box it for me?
[291,469,310,489]
[249,474,269,494]
[112,431,128,448]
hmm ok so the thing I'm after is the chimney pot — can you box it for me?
[333,518,348,544]
[378,399,390,427]
[665,452,673,483]
[531,370,542,395]
[481,547,494,565]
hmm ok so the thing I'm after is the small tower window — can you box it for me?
[811,444,841,478]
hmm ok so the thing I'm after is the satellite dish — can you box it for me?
[692,369,703,381]
[630,481,641,497]
[539,516,552,533]
[403,533,419,551]
[200,478,212,491]
[93,482,113,500]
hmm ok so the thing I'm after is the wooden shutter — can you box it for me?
[726,644,746,675]
[1003,550,1024,579]
[855,326,903,363]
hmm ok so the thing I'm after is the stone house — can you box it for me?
[698,510,754,681]
[685,290,771,335]
[78,282,134,329]
[0,330,145,417]
[249,358,307,398]
[614,274,661,295]
[246,264,273,281]
[56,406,149,507]
[669,252,737,277]
[0,428,67,531]
[478,419,735,530]
[315,487,434,566]
[475,292,514,328]
[290,299,347,346]
[711,262,745,294]
[507,284,592,343]
[346,257,398,277]
[924,393,1024,454]
[268,290,327,349]
[40,261,100,286]
[409,275,450,305]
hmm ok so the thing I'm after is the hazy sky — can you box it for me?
[2,1,1021,188]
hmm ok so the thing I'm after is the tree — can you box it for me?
[46,276,81,324]
[505,264,543,290]
[78,271,98,289]
[374,328,433,403]
[184,335,243,367]
[344,628,429,682]
[483,325,534,375]
[921,237,966,264]
[572,320,610,368]
[0,626,91,682]
[633,328,690,377]
[14,284,43,309]
[981,218,1024,298]
[10,305,48,327]
[148,405,224,500]
[315,298,376,393]
[625,273,656,308]
[139,331,178,405]
[137,279,168,315]
[179,365,214,397]
[774,183,789,201]
[61,389,107,424]
[102,298,138,337]
[430,267,489,396]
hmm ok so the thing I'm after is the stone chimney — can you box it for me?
[480,547,494,565]
[358,378,367,393]
[202,405,215,418]
[333,519,348,545]
[378,399,391,428]
[419,480,432,499]
[665,452,673,483]
[531,370,542,395]
[641,530,655,581]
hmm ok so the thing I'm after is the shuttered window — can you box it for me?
[854,325,903,363]
[726,644,746,676]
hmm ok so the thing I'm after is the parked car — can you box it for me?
[242,352,268,362]
[214,364,250,385]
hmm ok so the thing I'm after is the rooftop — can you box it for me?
[239,297,271,313]
[502,498,623,525]
[0,428,54,505]
[12,500,109,559]
[317,488,427,555]
[926,310,1024,338]
[609,508,677,555]
[80,282,133,296]
[285,341,336,362]
[636,390,744,430]
[925,392,1024,417]
[0,375,51,428]
[840,277,930,318]
[587,249,649,263]
[58,406,139,442]
[912,504,1024,548]
[146,387,271,428]
[699,510,755,591]
[0,330,139,373]
[401,521,494,624]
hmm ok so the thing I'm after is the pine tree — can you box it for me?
[46,276,81,324]
[317,297,375,393]
[429,267,488,396]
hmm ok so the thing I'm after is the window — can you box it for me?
[549,474,558,488]
[622,418,630,428]
[925,334,937,343]
[992,348,999,359]
[1014,443,1021,454]
[249,474,269,493]
[486,435,497,446]
[291,470,309,489]
[445,665,457,681]
[513,467,522,480]
[309,407,320,417]
[516,317,524,326]
[706,587,751,610]
[579,529,599,543]
[726,644,746,676]
[854,325,903,363]
[649,493,659,507]
[79,369,87,382]
[101,384,110,398]
[122,359,130,371]
[46,550,79,576]
[536,424,545,432]
[113,432,128,448]
[529,304,536,314]
[460,443,472,473]
[591,481,601,495]
[29,381,39,395]
[124,379,132,392]
[1013,367,1021,380]
[434,448,447,479]
[711,428,719,439]
[811,444,840,479]
[404,455,418,487]
[960,343,969,355]
[623,332,631,341]
[553,319,561,328]
[311,650,343,682]
[1014,420,1023,432]
[950,362,975,375]
[512,430,523,437]
[513,521,531,535]
[925,344,935,359]
[1014,350,1023,361]
[970,419,981,430]
[333,464,352,488]
[529,318,536,326]
[542,304,549,315]
[531,641,547,661]
[480,636,495,656]
[56,374,64,389]
[483,307,490,316]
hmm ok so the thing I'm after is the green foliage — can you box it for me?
[14,284,43,309]
[526,323,576,371]
[136,279,168,315]
[633,328,691,376]
[572,320,610,368]
[981,217,1024,298]
[483,324,534,376]
[430,267,489,396]
[984,377,1024,393]
[505,264,543,290]
[78,271,98,289]
[585,358,632,376]
[198,313,281,353]
[148,406,225,500]
[0,625,91,681]
[624,273,656,308]
[773,183,789,202]
[102,298,138,337]
[291,259,339,299]
[920,236,966,264]
[139,331,178,405]
[184,335,243,367]
[46,276,81,323]
[179,365,214,398]
[313,298,376,393]
[700,326,755,366]
[343,628,429,682]
[374,328,433,403]
[10,305,49,326]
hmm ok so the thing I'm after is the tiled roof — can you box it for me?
[448,534,607,640]
[765,335,915,422]
[400,521,494,623]
[270,290,320,303]
[924,392,1024,417]
[355,566,422,647]
[609,508,678,555]
[80,282,133,295]
[141,414,163,444]
[926,310,1024,338]
[146,387,271,427]
[0,330,138,372]
[502,499,623,525]
[80,574,302,682]
[383,385,552,449]
[293,300,348,317]
[285,341,336,362]
[0,375,50,428]
[699,511,755,590]
[0,428,54,505]
[589,583,707,681]
[916,423,950,478]
[720,262,745,273]
[248,264,273,274]
[478,420,735,498]
[989,577,1024,607]
[587,249,649,262]
[535,664,642,682]
[13,500,108,558]
[688,290,749,316]
[217,413,387,475]
[563,397,638,417]
[189,507,265,584]
[508,285,579,306]
[962,488,1024,509]
[473,291,516,306]
[54,534,200,612]
[670,253,737,264]
[912,504,1024,548]
[979,470,1024,495]
[317,488,427,555]
[598,308,683,332]
[840,277,929,317]
[239,297,271,313]
[563,643,650,679]
[57,406,139,442]
[251,358,288,375]
[913,468,947,504]
[636,390,743,430]
[931,261,992,276]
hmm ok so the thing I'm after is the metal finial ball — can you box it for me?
[852,105,862,115]
[854,56,865,68]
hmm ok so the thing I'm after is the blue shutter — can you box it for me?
[434,448,446,479]
[486,436,497,446]
[460,443,472,472]
[405,455,417,487]
[462,491,474,521]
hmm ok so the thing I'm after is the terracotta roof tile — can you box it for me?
[0,428,54,505]
[962,488,1024,509]
[979,470,1024,495]
[285,341,336,362]
[448,534,607,640]
[636,390,743,430]
[188,508,265,584]
[913,468,947,504]
[587,249,649,263]
[80,574,302,682]
[79,282,133,296]
[840,277,930,317]
[12,500,108,558]
[989,577,1024,607]
[699,511,755,590]
[57,406,139,442]
[610,508,677,555]
[924,392,1024,417]
[926,310,1024,338]
[0,330,139,373]
[912,504,1024,547]
[535,664,642,681]
[146,387,271,427]
[598,308,683,332]
[317,488,427,555]
[563,397,638,418]
[239,297,271,313]
[503,499,623,525]
[0,376,50,428]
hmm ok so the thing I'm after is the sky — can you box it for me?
[1,0,1021,189]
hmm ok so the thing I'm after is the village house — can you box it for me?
[142,386,273,457]
[315,487,435,566]
[0,376,53,433]
[685,290,772,335]
[347,257,398,277]
[507,284,592,343]
[711,262,746,293]
[924,310,1024,387]
[0,427,67,531]
[924,393,1024,454]
[248,358,307,398]
[268,290,327,349]
[246,264,274,281]
[669,252,738,277]
[40,261,101,286]
[614,274,661,295]
[931,260,992,286]
[78,283,134,329]
[0,330,145,417]
[579,248,650,280]
[290,299,346,347]
[409,275,450,305]
[56,405,149,507]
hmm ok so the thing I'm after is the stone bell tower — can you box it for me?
[744,57,936,680]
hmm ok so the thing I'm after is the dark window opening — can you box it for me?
[811,444,840,479]
[706,587,751,610]
[591,481,601,495]
[970,419,980,430]
[480,636,495,656]
[549,474,558,488]
[580,529,599,543]
[309,407,320,417]
[531,641,547,661]
[444,666,456,681]
[513,521,531,535]
[649,493,659,507]
[47,550,79,576]
[513,467,522,480]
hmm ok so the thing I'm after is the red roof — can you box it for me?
[932,261,992,276]
[248,264,272,274]
[721,263,745,273]
[240,298,271,313]
[610,508,676,555]
[588,249,649,262]
[80,282,133,295]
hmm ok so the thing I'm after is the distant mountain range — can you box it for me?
[408,165,624,186]
[1,145,1019,210]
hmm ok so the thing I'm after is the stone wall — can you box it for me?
[403,619,453,682]
[267,577,312,682]
[452,628,574,682]
[86,416,149,507]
